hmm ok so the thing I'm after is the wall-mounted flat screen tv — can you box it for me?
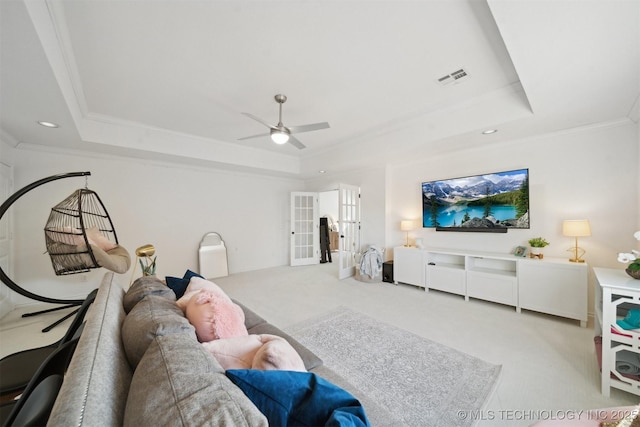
[422,168,529,232]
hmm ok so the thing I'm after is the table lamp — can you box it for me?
[562,220,591,263]
[400,220,414,247]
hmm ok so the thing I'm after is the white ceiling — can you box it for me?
[1,0,638,178]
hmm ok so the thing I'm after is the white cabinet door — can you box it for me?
[394,247,424,287]
[519,259,587,325]
[466,256,517,305]
[427,265,466,296]
[426,252,467,296]
[467,271,517,305]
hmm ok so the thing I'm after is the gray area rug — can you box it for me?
[286,307,501,427]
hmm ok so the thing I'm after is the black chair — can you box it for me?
[0,289,97,398]
[0,337,80,427]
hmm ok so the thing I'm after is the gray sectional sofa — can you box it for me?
[47,272,392,426]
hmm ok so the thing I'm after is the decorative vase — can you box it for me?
[529,247,544,259]
[626,268,640,280]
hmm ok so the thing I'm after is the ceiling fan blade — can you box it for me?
[287,122,330,134]
[238,132,270,141]
[288,136,306,150]
[241,112,277,130]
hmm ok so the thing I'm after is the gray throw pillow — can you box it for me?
[121,295,196,368]
[123,334,268,427]
[123,275,175,313]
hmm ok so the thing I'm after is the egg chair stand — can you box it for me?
[0,171,129,332]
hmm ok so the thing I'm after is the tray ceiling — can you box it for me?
[1,0,638,177]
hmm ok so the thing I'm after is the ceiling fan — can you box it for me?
[238,94,330,150]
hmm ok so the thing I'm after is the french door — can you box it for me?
[289,192,319,266]
[338,184,360,279]
[289,186,360,276]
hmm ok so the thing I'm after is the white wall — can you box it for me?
[0,136,16,317]
[385,120,638,320]
[635,99,640,231]
[318,190,338,225]
[9,146,303,306]
[0,134,15,165]
[4,119,638,309]
[386,120,638,269]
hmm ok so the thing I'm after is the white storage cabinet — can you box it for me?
[392,246,588,326]
[519,259,587,327]
[595,268,640,397]
[393,247,426,288]
[426,251,466,296]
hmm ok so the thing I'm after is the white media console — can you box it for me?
[394,246,588,327]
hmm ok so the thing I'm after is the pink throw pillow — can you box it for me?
[184,289,248,342]
[45,226,86,246]
[176,277,230,310]
[202,334,306,372]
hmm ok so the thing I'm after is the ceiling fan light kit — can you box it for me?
[270,128,290,144]
[239,94,329,150]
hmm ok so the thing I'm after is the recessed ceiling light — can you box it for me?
[37,121,59,128]
[482,129,497,135]
[319,170,326,174]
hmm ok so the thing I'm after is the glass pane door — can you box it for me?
[338,184,360,279]
[290,192,319,266]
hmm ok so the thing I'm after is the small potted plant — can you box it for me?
[528,237,549,259]
[618,231,640,280]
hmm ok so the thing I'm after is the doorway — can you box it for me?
[290,185,360,279]
[319,190,339,263]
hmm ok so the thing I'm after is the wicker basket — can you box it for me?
[44,188,118,275]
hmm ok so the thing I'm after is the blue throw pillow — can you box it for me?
[183,269,203,281]
[165,270,204,298]
[225,369,370,427]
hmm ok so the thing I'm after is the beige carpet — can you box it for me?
[286,306,502,427]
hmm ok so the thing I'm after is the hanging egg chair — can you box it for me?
[0,172,130,332]
[44,188,130,276]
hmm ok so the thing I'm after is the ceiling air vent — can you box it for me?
[437,68,470,86]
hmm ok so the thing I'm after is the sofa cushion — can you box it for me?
[226,369,370,427]
[124,334,268,427]
[123,275,175,313]
[248,322,322,370]
[121,295,196,368]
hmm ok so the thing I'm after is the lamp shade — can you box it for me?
[400,220,414,231]
[562,220,591,237]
